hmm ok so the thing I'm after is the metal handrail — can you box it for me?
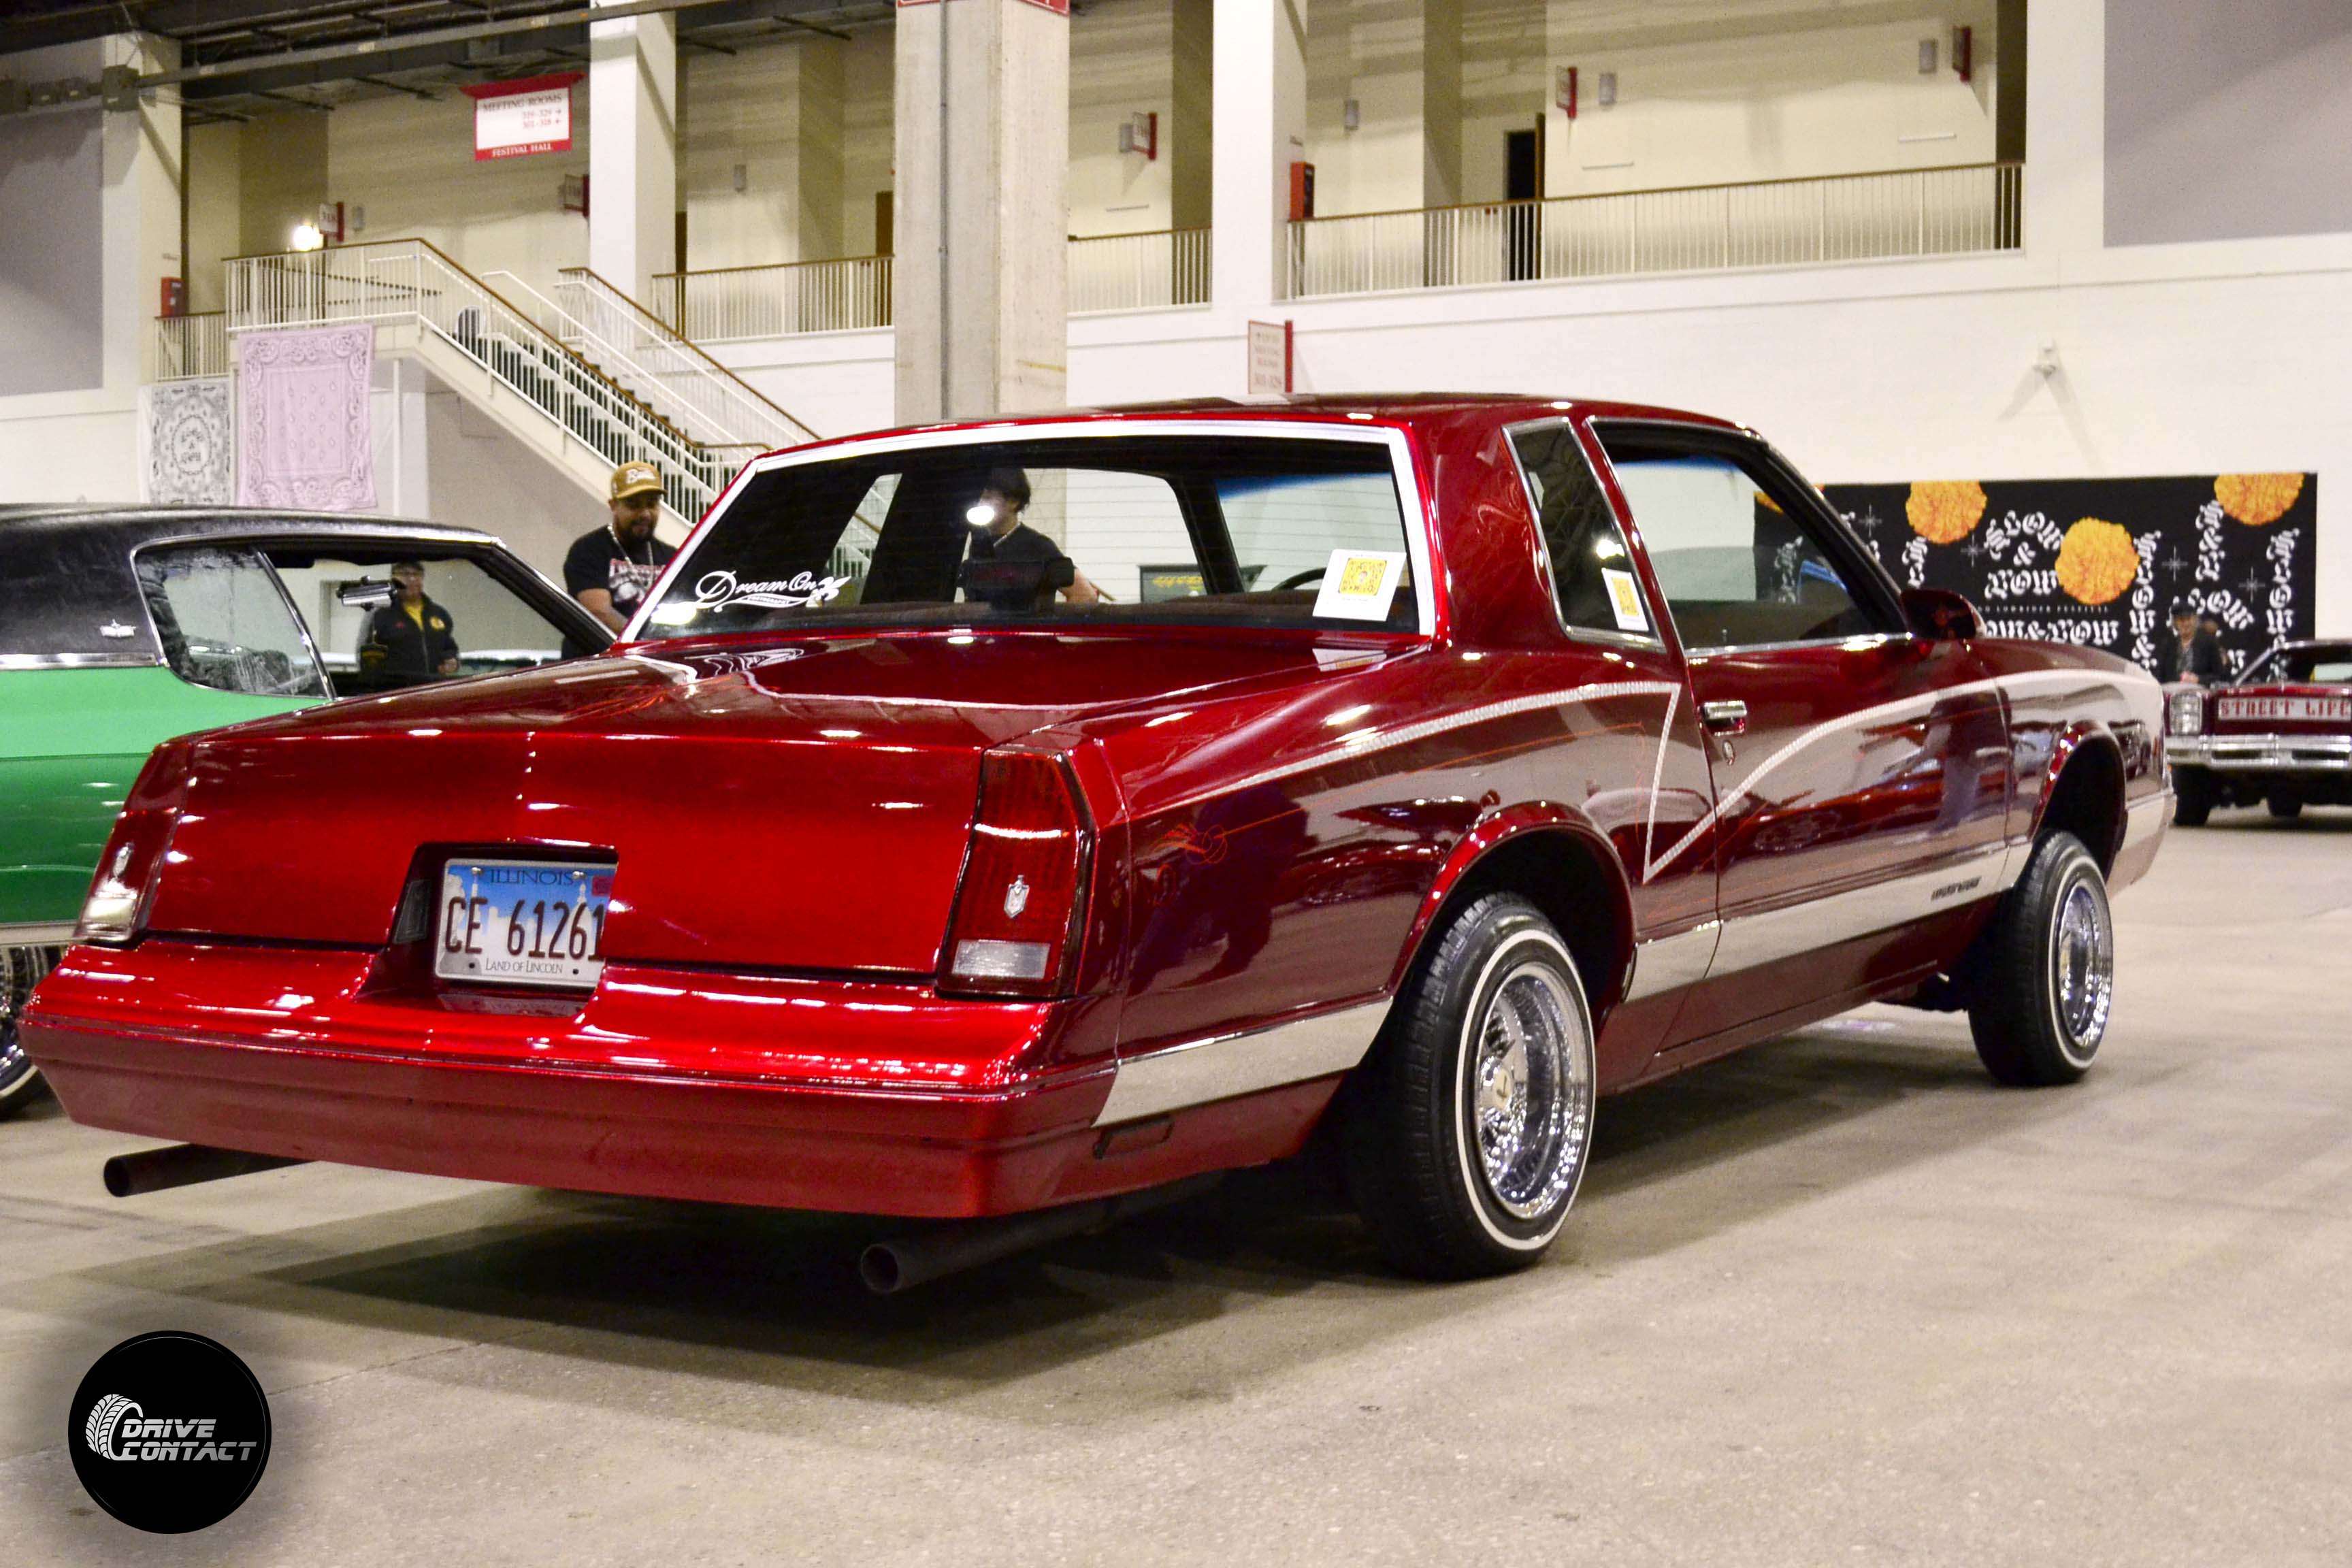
[223,238,744,525]
[152,312,229,380]
[1290,160,2024,226]
[1068,227,1211,313]
[651,254,894,342]
[553,266,814,451]
[1288,162,2023,299]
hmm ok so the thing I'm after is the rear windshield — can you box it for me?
[640,434,1422,638]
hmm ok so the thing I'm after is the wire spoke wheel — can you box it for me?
[2048,877,2114,1061]
[0,945,58,1114]
[1464,960,1589,1220]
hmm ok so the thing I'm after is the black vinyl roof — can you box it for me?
[0,505,517,662]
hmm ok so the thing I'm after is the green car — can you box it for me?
[1,506,612,1115]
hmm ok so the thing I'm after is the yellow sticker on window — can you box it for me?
[1601,568,1649,633]
[1312,549,1406,622]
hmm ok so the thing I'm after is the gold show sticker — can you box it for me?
[1312,549,1407,622]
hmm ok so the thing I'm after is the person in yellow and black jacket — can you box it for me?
[358,560,461,686]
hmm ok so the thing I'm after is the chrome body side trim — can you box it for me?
[0,651,162,672]
[2165,734,2352,773]
[1624,921,1720,1004]
[0,921,78,947]
[1708,842,2012,979]
[1094,998,1389,1126]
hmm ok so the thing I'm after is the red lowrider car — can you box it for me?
[25,398,2170,1280]
[2164,640,2352,823]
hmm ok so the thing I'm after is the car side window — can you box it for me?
[1507,421,1655,639]
[135,546,328,700]
[1595,431,1877,651]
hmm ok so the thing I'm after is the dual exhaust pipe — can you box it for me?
[102,1142,1216,1294]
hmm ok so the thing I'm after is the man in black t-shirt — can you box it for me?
[564,460,679,655]
[958,467,1102,612]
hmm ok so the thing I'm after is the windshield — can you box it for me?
[640,433,1422,638]
[2240,644,2352,685]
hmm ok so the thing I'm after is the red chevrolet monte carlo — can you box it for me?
[27,398,2170,1279]
[2163,640,2352,823]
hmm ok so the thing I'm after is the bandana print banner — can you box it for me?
[235,323,376,511]
[139,377,234,505]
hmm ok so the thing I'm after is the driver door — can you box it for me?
[1593,423,2012,1055]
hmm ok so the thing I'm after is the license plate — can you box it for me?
[2218,695,2349,723]
[435,860,611,989]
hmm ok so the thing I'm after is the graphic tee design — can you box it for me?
[564,527,678,652]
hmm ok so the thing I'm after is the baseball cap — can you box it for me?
[610,461,663,502]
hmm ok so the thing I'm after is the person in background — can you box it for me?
[957,466,1104,613]
[358,560,459,684]
[565,461,677,655]
[2157,600,2223,685]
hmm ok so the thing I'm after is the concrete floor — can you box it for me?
[5,810,2349,1567]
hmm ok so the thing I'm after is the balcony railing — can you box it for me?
[152,312,228,380]
[1069,227,1211,314]
[653,229,1215,342]
[1288,162,2023,299]
[653,255,892,344]
[225,239,748,525]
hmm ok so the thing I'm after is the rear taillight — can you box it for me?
[942,749,1092,998]
[76,743,194,946]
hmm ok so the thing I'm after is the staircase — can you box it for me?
[223,240,809,531]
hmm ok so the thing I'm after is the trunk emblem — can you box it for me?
[1002,876,1030,919]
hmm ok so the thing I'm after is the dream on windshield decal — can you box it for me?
[688,569,853,612]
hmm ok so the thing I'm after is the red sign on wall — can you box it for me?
[461,74,583,161]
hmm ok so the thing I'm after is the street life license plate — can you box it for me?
[436,859,611,989]
[2218,696,2350,723]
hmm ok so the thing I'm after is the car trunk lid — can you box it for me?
[143,631,1401,975]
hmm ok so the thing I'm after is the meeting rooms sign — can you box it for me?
[465,74,583,161]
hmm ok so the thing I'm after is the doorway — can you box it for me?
[1504,122,1543,281]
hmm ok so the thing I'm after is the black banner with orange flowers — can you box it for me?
[1820,474,2316,679]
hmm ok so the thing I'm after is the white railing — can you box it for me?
[152,312,228,380]
[225,239,742,524]
[548,267,813,452]
[1289,163,2023,299]
[653,255,893,344]
[1069,228,1211,314]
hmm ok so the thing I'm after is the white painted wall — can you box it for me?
[1546,16,1997,199]
[1071,0,1179,236]
[325,89,591,281]
[421,382,594,581]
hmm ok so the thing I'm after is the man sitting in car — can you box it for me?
[958,467,1105,612]
[358,560,460,684]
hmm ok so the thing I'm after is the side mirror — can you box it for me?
[336,578,395,610]
[1900,587,1983,642]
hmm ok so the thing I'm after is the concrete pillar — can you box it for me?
[1170,0,1214,232]
[2023,0,2098,259]
[1420,0,1461,210]
[1209,0,1306,318]
[589,0,678,299]
[892,0,1071,423]
[792,39,847,261]
[103,32,182,395]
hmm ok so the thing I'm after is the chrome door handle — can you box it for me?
[1701,700,1749,736]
